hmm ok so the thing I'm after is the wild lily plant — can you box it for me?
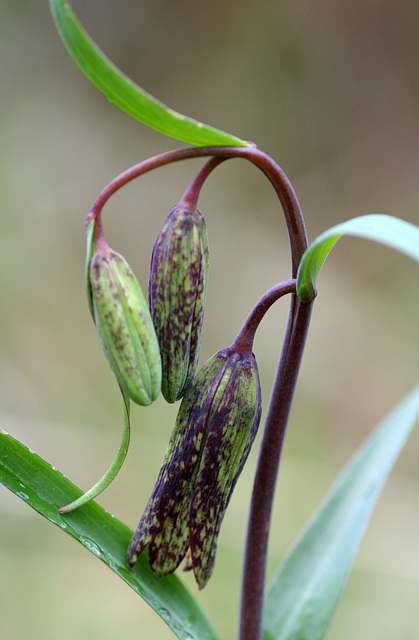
[1,2,419,640]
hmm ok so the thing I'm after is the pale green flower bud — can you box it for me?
[86,219,161,406]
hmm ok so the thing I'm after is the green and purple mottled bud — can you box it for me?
[86,218,161,406]
[148,203,209,403]
[126,345,262,588]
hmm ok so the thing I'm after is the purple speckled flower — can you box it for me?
[127,345,261,588]
[148,203,209,403]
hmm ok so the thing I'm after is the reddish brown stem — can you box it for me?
[238,295,314,640]
[232,280,296,356]
[181,156,227,209]
[88,146,307,275]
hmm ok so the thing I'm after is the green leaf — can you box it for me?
[0,429,220,640]
[49,0,249,148]
[296,214,419,299]
[263,384,419,640]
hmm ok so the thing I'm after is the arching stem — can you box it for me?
[181,156,227,209]
[232,280,296,356]
[88,146,307,275]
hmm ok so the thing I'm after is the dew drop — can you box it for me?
[79,536,103,557]
[107,559,117,572]
[158,608,171,622]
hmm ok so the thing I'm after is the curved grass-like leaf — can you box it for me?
[263,384,419,640]
[0,429,220,640]
[49,0,249,148]
[58,390,131,513]
[296,214,419,299]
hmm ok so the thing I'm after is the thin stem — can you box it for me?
[232,280,296,356]
[238,296,314,640]
[88,146,307,275]
[181,156,227,209]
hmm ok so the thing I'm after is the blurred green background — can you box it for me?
[1,1,418,638]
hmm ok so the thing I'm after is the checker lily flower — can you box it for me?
[86,214,161,406]
[148,202,209,404]
[127,343,261,588]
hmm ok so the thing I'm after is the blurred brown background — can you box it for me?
[1,1,418,638]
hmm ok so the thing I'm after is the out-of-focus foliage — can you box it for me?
[264,385,419,640]
[1,2,418,639]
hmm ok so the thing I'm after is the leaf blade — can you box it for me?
[0,429,220,640]
[49,0,249,148]
[263,385,419,640]
[296,214,419,299]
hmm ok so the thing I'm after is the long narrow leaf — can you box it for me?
[49,0,248,148]
[0,429,220,640]
[263,384,419,640]
[296,214,419,299]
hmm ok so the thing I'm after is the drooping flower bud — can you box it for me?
[126,345,262,588]
[148,203,209,403]
[86,217,161,406]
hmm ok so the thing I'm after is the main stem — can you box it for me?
[238,295,313,640]
[232,155,312,640]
